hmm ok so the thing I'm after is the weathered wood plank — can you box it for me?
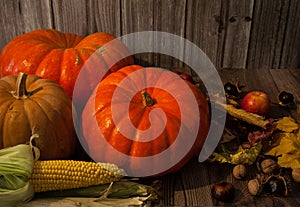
[270,69,300,102]
[280,0,300,68]
[246,0,291,69]
[180,159,214,206]
[220,0,254,69]
[152,0,186,68]
[87,0,121,36]
[121,0,155,66]
[52,0,88,35]
[185,0,221,69]
[0,0,53,49]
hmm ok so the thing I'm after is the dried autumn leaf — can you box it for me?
[275,117,299,132]
[265,130,300,169]
[211,143,262,165]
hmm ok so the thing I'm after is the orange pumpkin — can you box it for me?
[81,65,210,176]
[0,29,134,107]
[0,72,77,159]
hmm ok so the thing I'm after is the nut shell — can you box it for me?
[248,178,262,196]
[292,168,300,183]
[233,164,246,179]
[260,159,280,174]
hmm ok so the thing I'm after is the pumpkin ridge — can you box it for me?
[21,30,67,48]
[32,78,70,98]
[34,49,65,82]
[0,100,15,147]
[24,98,68,158]
[33,46,58,74]
[64,33,84,48]
[32,95,72,127]
[3,101,31,146]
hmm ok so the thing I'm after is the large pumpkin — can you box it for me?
[0,29,134,108]
[81,65,210,176]
[0,72,77,160]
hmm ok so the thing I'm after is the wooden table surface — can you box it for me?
[20,69,300,207]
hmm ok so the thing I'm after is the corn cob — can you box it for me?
[29,160,125,193]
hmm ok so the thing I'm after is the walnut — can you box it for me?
[260,159,280,174]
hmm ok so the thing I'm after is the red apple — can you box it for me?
[241,91,271,116]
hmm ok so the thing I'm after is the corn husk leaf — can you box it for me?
[0,144,35,207]
[36,180,150,198]
[25,180,162,207]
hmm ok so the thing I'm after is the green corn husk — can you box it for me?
[0,135,38,207]
[32,180,162,207]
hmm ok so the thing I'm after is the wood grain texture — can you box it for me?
[151,0,187,69]
[0,0,53,49]
[246,0,291,69]
[279,0,300,68]
[88,0,121,35]
[0,0,299,69]
[220,0,254,69]
[185,0,222,68]
[121,0,155,66]
[52,0,88,35]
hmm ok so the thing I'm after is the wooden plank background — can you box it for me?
[0,0,299,69]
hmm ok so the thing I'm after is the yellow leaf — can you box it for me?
[265,130,300,169]
[275,117,299,132]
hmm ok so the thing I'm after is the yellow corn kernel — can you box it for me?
[29,160,125,193]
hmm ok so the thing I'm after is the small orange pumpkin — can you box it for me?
[81,65,210,176]
[0,72,77,159]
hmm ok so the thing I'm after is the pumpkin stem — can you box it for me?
[141,90,156,106]
[12,72,42,99]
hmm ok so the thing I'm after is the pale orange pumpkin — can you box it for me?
[0,72,77,159]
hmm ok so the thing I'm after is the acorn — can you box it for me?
[211,182,235,202]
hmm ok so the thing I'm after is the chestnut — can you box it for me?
[211,182,235,202]
[224,82,240,98]
[278,91,294,107]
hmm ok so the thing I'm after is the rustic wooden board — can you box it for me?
[185,0,221,68]
[88,0,122,35]
[0,0,299,69]
[220,0,254,69]
[52,0,88,35]
[152,0,186,68]
[246,0,291,68]
[121,0,155,66]
[280,0,300,68]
